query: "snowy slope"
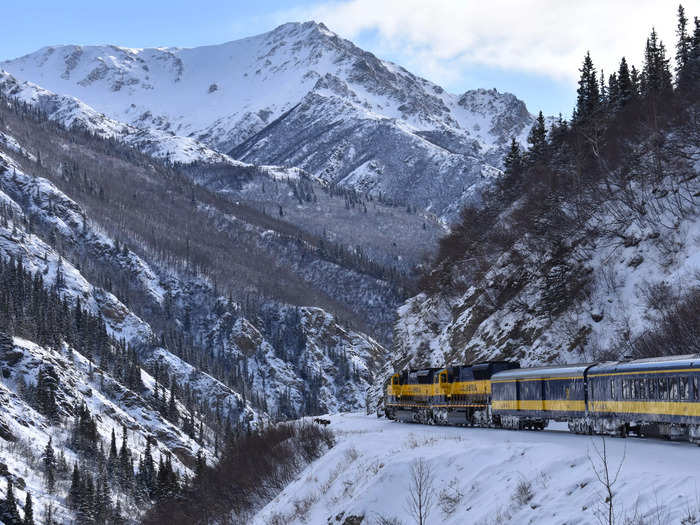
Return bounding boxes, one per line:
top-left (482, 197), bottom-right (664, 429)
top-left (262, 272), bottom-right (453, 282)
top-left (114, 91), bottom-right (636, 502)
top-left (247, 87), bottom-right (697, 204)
top-left (0, 148), bottom-right (261, 428)
top-left (0, 69), bottom-right (240, 165)
top-left (253, 413), bottom-right (700, 525)
top-left (1, 22), bottom-right (535, 218)
top-left (0, 122), bottom-right (385, 421)
top-left (0, 333), bottom-right (222, 524)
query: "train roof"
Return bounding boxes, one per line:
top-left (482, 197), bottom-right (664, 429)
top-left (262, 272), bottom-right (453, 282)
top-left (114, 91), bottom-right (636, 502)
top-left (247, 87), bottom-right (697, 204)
top-left (407, 367), bottom-right (443, 375)
top-left (492, 363), bottom-right (595, 381)
top-left (590, 355), bottom-right (700, 374)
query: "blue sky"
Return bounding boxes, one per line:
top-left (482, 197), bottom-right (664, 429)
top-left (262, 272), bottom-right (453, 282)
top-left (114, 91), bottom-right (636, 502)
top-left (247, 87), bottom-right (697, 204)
top-left (2, 0), bottom-right (684, 117)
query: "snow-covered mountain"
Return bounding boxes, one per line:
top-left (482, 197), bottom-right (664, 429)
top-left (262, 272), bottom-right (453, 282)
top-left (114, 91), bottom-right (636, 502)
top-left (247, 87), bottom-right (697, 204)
top-left (2, 21), bottom-right (534, 218)
top-left (0, 111), bottom-right (386, 422)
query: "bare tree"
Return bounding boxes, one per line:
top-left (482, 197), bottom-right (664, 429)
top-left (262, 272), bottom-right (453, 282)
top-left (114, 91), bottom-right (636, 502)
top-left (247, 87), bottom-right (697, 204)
top-left (589, 436), bottom-right (626, 525)
top-left (406, 458), bottom-right (435, 525)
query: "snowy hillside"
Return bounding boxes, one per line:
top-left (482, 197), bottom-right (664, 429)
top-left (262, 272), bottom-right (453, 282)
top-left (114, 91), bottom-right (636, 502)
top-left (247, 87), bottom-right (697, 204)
top-left (1, 22), bottom-right (535, 218)
top-left (386, 55), bottom-right (700, 380)
top-left (0, 69), bottom-right (242, 166)
top-left (253, 413), bottom-right (700, 525)
top-left (0, 336), bottom-right (214, 524)
top-left (0, 116), bottom-right (385, 423)
top-left (0, 147), bottom-right (259, 427)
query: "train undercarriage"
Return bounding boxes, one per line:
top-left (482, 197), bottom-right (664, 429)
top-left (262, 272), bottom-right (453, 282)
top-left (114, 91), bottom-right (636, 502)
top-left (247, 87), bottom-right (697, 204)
top-left (385, 405), bottom-right (700, 444)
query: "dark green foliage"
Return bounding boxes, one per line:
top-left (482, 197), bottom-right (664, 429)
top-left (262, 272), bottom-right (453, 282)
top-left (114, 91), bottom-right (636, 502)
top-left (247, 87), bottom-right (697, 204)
top-left (0, 254), bottom-right (113, 368)
top-left (526, 111), bottom-right (548, 163)
top-left (136, 437), bottom-right (157, 501)
top-left (36, 366), bottom-right (60, 422)
top-left (503, 136), bottom-right (522, 181)
top-left (616, 57), bottom-right (635, 107)
top-left (69, 463), bottom-right (82, 510)
top-left (22, 493), bottom-right (33, 525)
top-left (43, 437), bottom-right (56, 493)
top-left (641, 28), bottom-right (673, 98)
top-left (574, 51), bottom-right (600, 123)
top-left (70, 404), bottom-right (99, 456)
top-left (0, 478), bottom-right (22, 525)
top-left (118, 425), bottom-right (134, 490)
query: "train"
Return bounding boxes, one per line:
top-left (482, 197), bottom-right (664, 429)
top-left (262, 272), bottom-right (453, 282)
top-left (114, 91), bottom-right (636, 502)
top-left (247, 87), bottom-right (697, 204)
top-left (383, 355), bottom-right (700, 444)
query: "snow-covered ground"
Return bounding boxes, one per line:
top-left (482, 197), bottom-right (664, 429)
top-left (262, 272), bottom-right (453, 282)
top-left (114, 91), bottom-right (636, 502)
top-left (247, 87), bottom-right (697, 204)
top-left (254, 413), bottom-right (700, 525)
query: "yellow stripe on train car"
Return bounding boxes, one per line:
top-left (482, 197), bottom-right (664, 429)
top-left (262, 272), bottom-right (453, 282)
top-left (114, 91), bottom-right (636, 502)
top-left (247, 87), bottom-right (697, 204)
top-left (492, 400), bottom-right (585, 412)
top-left (449, 380), bottom-right (491, 395)
top-left (590, 400), bottom-right (700, 417)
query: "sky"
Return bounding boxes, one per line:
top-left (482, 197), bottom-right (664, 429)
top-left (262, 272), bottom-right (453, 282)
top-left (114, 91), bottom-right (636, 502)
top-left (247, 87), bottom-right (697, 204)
top-left (2, 0), bottom-right (693, 116)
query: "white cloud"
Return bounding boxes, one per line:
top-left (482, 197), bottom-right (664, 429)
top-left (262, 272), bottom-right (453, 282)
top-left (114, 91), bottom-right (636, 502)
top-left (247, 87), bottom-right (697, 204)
top-left (275, 0), bottom-right (685, 85)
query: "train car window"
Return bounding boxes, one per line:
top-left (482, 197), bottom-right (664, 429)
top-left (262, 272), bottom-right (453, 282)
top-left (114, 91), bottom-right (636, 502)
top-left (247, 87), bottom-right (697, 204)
top-left (631, 378), bottom-right (637, 399)
top-left (671, 377), bottom-right (680, 401)
top-left (680, 377), bottom-right (689, 400)
top-left (610, 378), bottom-right (615, 399)
top-left (648, 378), bottom-right (656, 399)
top-left (659, 378), bottom-right (668, 400)
top-left (623, 378), bottom-right (629, 399)
top-left (638, 378), bottom-right (646, 399)
top-left (694, 376), bottom-right (699, 400)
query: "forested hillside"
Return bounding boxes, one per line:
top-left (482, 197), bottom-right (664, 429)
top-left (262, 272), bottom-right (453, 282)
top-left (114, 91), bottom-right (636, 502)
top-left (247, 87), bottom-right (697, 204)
top-left (0, 83), bottom-right (388, 522)
top-left (390, 6), bottom-right (699, 378)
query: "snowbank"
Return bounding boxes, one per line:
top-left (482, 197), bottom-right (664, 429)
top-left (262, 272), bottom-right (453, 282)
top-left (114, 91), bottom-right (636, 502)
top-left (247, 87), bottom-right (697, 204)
top-left (253, 413), bottom-right (700, 524)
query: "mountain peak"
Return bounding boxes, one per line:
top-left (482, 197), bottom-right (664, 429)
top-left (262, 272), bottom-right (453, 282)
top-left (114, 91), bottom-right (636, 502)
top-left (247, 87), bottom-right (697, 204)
top-left (1, 22), bottom-right (534, 218)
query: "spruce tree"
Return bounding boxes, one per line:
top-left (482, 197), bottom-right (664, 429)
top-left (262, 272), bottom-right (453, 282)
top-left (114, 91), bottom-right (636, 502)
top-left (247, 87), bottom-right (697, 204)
top-left (69, 463), bottom-right (82, 510)
top-left (118, 425), bottom-right (133, 488)
top-left (0, 478), bottom-right (21, 525)
top-left (683, 16), bottom-right (700, 90)
top-left (107, 428), bottom-right (118, 476)
top-left (642, 28), bottom-right (673, 97)
top-left (36, 366), bottom-right (59, 422)
top-left (22, 493), bottom-right (33, 525)
top-left (574, 52), bottom-right (600, 122)
top-left (503, 138), bottom-right (523, 178)
top-left (527, 111), bottom-right (548, 163)
top-left (607, 72), bottom-right (619, 109)
top-left (675, 4), bottom-right (692, 87)
top-left (617, 57), bottom-right (634, 106)
top-left (42, 437), bottom-right (56, 493)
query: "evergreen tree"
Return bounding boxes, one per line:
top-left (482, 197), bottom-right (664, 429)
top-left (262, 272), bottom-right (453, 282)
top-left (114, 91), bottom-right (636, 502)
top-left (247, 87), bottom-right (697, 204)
top-left (42, 437), bottom-right (56, 493)
top-left (118, 425), bottom-right (133, 488)
top-left (682, 16), bottom-right (700, 90)
top-left (22, 493), bottom-right (33, 525)
top-left (675, 4), bottom-right (692, 87)
top-left (138, 437), bottom-right (156, 499)
top-left (526, 111), bottom-right (548, 163)
top-left (574, 52), bottom-right (600, 122)
top-left (503, 138), bottom-right (523, 178)
top-left (617, 57), bottom-right (634, 106)
top-left (642, 28), bottom-right (673, 97)
top-left (107, 428), bottom-right (119, 476)
top-left (607, 72), bottom-right (619, 109)
top-left (77, 474), bottom-right (95, 525)
top-left (44, 504), bottom-right (54, 525)
top-left (69, 463), bottom-right (82, 510)
top-left (0, 478), bottom-right (22, 525)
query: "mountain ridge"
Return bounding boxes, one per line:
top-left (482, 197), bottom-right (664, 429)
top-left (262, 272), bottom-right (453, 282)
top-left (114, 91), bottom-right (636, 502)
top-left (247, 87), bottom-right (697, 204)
top-left (2, 21), bottom-right (535, 218)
